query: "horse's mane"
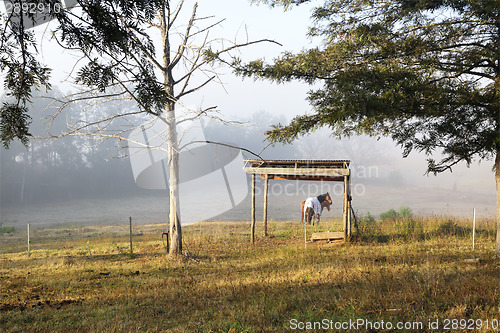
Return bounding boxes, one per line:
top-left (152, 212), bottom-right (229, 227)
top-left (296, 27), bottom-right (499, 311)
top-left (316, 192), bottom-right (329, 202)
top-left (316, 193), bottom-right (326, 202)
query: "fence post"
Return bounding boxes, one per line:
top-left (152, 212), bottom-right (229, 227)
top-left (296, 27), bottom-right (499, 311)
top-left (129, 217), bottom-right (133, 255)
top-left (27, 224), bottom-right (30, 257)
top-left (251, 174), bottom-right (256, 244)
top-left (472, 208), bottom-right (476, 251)
top-left (304, 217), bottom-right (307, 250)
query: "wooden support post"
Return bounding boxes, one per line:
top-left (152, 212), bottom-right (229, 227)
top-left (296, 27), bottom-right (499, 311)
top-left (343, 176), bottom-right (348, 240)
top-left (346, 174), bottom-right (352, 241)
top-left (251, 173), bottom-right (256, 244)
top-left (263, 174), bottom-right (269, 237)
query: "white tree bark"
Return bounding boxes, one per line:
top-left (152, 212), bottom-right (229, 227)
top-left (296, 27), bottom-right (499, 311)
top-left (160, 3), bottom-right (188, 255)
top-left (166, 107), bottom-right (182, 254)
top-left (495, 72), bottom-right (500, 258)
top-left (496, 132), bottom-right (500, 258)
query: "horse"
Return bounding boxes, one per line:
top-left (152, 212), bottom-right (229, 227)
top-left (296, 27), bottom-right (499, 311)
top-left (301, 192), bottom-right (332, 225)
top-left (308, 200), bottom-right (331, 225)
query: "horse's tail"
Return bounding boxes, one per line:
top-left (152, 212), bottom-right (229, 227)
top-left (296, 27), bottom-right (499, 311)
top-left (300, 201), bottom-right (305, 222)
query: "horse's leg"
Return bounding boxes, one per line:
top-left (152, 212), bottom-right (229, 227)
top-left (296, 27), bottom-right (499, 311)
top-left (301, 201), bottom-right (305, 223)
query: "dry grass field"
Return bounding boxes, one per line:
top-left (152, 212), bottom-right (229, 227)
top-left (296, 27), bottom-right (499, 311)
top-left (0, 217), bottom-right (499, 332)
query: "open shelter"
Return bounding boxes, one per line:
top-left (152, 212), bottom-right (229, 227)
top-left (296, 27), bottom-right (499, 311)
top-left (243, 159), bottom-right (353, 244)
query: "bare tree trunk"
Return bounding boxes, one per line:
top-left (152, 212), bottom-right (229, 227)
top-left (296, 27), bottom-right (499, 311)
top-left (161, 3), bottom-right (182, 255)
top-left (496, 95), bottom-right (500, 257)
top-left (495, 60), bottom-right (500, 258)
top-left (496, 150), bottom-right (500, 258)
top-left (166, 105), bottom-right (182, 255)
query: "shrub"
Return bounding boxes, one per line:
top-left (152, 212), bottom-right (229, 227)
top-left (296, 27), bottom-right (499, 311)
top-left (436, 220), bottom-right (470, 237)
top-left (380, 208), bottom-right (398, 221)
top-left (380, 206), bottom-right (413, 221)
top-left (398, 206), bottom-right (413, 220)
top-left (356, 211), bottom-right (385, 242)
top-left (0, 222), bottom-right (15, 234)
top-left (379, 206), bottom-right (421, 239)
top-left (364, 212), bottom-right (375, 224)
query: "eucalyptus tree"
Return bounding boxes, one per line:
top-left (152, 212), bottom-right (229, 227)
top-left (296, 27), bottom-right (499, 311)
top-left (0, 0), bottom-right (272, 255)
top-left (224, 0), bottom-right (500, 256)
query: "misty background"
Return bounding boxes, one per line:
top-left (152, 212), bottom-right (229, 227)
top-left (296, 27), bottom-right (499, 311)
top-left (0, 0), bottom-right (496, 228)
top-left (0, 87), bottom-right (495, 228)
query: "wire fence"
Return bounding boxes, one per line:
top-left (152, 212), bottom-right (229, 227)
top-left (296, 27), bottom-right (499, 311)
top-left (0, 207), bottom-right (496, 259)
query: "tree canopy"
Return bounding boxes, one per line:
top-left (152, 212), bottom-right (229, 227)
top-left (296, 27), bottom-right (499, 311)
top-left (234, 0), bottom-right (500, 256)
top-left (0, 0), bottom-right (169, 148)
top-left (238, 0), bottom-right (499, 174)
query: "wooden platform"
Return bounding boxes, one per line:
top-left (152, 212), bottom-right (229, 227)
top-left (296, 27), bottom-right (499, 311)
top-left (310, 232), bottom-right (344, 242)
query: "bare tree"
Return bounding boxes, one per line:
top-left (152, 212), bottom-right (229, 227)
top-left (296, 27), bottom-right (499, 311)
top-left (1, 0), bottom-right (277, 255)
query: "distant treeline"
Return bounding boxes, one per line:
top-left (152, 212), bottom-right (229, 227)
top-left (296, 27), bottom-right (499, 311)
top-left (1, 90), bottom-right (390, 205)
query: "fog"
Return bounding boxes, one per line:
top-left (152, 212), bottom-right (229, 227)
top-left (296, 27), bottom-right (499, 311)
top-left (0, 90), bottom-right (495, 228)
top-left (0, 0), bottom-right (495, 230)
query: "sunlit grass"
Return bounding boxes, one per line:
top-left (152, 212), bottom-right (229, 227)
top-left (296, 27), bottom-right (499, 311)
top-left (0, 217), bottom-right (498, 332)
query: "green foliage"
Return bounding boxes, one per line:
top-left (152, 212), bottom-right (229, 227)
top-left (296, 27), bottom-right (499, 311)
top-left (380, 206), bottom-right (413, 221)
top-left (436, 220), bottom-right (471, 238)
top-left (0, 23), bottom-right (51, 148)
top-left (1, 0), bottom-right (270, 149)
top-left (395, 217), bottom-right (423, 239)
top-left (251, 0), bottom-right (309, 8)
top-left (237, 0), bottom-right (500, 174)
top-left (364, 211), bottom-right (375, 224)
top-left (378, 206), bottom-right (420, 239)
top-left (0, 104), bottom-right (32, 149)
top-left (398, 206), bottom-right (413, 220)
top-left (0, 0), bottom-right (167, 148)
top-left (380, 208), bottom-right (398, 221)
top-left (357, 211), bottom-right (384, 241)
top-left (0, 222), bottom-right (15, 234)
top-left (75, 59), bottom-right (116, 93)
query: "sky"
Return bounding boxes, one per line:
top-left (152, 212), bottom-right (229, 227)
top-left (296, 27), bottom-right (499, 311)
top-left (0, 0), bottom-right (496, 224)
top-left (25, 0), bottom-right (318, 120)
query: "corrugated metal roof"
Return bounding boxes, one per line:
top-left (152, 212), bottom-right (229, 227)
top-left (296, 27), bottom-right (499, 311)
top-left (244, 159), bottom-right (350, 168)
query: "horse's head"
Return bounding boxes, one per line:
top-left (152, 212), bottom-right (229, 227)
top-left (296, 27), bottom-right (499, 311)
top-left (322, 200), bottom-right (331, 211)
top-left (325, 192), bottom-right (332, 204)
